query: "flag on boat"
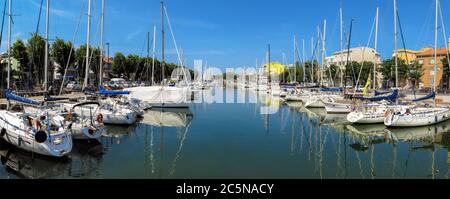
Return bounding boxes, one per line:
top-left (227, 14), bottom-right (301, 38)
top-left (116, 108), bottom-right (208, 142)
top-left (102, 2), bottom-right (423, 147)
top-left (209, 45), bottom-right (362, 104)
top-left (363, 74), bottom-right (372, 96)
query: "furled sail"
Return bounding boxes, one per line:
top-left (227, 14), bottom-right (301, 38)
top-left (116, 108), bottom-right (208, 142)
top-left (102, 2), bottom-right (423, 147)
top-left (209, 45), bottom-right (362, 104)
top-left (5, 90), bottom-right (41, 106)
top-left (412, 91), bottom-right (435, 102)
top-left (98, 86), bottom-right (131, 96)
top-left (320, 87), bottom-right (343, 92)
top-left (353, 89), bottom-right (399, 102)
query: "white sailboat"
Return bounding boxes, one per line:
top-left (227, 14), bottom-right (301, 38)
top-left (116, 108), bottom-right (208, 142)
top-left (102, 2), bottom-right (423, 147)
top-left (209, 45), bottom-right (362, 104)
top-left (347, 6), bottom-right (400, 124)
top-left (127, 1), bottom-right (189, 108)
top-left (0, 0), bottom-right (72, 157)
top-left (385, 0), bottom-right (450, 127)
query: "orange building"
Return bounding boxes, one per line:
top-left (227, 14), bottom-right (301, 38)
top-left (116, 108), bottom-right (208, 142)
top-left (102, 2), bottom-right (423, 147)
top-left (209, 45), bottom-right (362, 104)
top-left (416, 48), bottom-right (448, 89)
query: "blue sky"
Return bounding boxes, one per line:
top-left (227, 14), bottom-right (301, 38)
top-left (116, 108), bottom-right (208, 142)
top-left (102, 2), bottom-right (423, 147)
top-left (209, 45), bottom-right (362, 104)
top-left (1, 0), bottom-right (449, 69)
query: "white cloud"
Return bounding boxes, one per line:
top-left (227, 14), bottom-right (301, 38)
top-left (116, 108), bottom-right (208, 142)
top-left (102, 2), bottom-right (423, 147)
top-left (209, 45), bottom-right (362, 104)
top-left (30, 0), bottom-right (76, 21)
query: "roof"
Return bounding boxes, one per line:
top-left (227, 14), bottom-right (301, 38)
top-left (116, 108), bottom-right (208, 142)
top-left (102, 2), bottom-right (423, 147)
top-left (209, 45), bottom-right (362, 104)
top-left (417, 48), bottom-right (448, 57)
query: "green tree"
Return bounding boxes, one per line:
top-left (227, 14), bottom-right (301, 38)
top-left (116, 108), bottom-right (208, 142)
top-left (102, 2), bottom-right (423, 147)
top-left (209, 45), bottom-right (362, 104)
top-left (27, 33), bottom-right (46, 86)
top-left (12, 39), bottom-right (29, 87)
top-left (75, 45), bottom-right (87, 82)
top-left (51, 38), bottom-right (74, 74)
top-left (408, 61), bottom-right (424, 89)
top-left (112, 52), bottom-right (126, 77)
top-left (380, 58), bottom-right (408, 88)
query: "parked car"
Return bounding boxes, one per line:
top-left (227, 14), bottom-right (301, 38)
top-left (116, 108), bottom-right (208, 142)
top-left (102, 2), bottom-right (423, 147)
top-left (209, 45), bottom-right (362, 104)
top-left (67, 81), bottom-right (82, 91)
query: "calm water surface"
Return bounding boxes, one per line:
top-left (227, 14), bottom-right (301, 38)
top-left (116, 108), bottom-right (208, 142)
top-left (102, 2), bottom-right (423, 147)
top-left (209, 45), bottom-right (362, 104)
top-left (1, 89), bottom-right (450, 179)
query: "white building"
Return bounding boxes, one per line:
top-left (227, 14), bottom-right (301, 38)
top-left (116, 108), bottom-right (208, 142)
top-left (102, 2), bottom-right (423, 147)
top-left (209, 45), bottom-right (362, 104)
top-left (325, 47), bottom-right (381, 66)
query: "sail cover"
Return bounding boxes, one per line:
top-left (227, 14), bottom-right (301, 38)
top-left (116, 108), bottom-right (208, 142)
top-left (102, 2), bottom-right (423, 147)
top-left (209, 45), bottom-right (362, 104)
top-left (374, 90), bottom-right (391, 96)
top-left (44, 92), bottom-right (69, 102)
top-left (98, 86), bottom-right (131, 96)
top-left (412, 91), bottom-right (435, 102)
top-left (353, 89), bottom-right (399, 102)
top-left (5, 90), bottom-right (41, 106)
top-left (320, 87), bottom-right (343, 92)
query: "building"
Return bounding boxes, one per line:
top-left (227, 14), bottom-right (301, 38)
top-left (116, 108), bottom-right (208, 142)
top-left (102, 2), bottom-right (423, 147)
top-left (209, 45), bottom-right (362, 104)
top-left (416, 48), bottom-right (448, 89)
top-left (395, 49), bottom-right (420, 64)
top-left (325, 47), bottom-right (382, 66)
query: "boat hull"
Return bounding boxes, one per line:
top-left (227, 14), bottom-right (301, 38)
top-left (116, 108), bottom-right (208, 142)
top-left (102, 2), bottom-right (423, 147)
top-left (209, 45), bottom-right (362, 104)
top-left (0, 111), bottom-right (72, 157)
top-left (384, 107), bottom-right (450, 127)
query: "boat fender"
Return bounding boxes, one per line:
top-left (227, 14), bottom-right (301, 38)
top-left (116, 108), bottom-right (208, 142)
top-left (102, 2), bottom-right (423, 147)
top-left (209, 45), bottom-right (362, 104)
top-left (1, 128), bottom-right (6, 137)
top-left (35, 131), bottom-right (48, 143)
top-left (97, 114), bottom-right (104, 123)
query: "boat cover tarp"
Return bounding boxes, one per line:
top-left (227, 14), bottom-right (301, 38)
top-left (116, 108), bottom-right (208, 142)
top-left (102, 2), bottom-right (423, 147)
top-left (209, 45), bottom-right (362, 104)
top-left (412, 91), bottom-right (435, 102)
top-left (374, 90), bottom-right (391, 96)
top-left (353, 89), bottom-right (398, 102)
top-left (320, 87), bottom-right (343, 92)
top-left (98, 86), bottom-right (130, 96)
top-left (44, 92), bottom-right (69, 102)
top-left (5, 90), bottom-right (41, 106)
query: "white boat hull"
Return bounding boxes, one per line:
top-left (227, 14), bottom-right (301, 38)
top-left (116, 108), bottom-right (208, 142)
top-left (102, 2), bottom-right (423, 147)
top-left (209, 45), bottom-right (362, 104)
top-left (324, 102), bottom-right (352, 114)
top-left (0, 111), bottom-right (72, 157)
top-left (385, 107), bottom-right (450, 127)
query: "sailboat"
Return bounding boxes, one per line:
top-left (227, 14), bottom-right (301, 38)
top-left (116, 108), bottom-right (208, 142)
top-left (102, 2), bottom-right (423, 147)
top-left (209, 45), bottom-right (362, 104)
top-left (0, 0), bottom-right (73, 157)
top-left (126, 1), bottom-right (189, 108)
top-left (385, 0), bottom-right (450, 127)
top-left (347, 4), bottom-right (401, 124)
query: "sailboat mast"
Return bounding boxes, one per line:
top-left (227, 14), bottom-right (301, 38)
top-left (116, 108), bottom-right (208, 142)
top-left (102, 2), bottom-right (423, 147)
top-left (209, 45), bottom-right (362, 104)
top-left (340, 3), bottom-right (344, 88)
top-left (84, 0), bottom-right (91, 90)
top-left (147, 31), bottom-right (150, 82)
top-left (44, 0), bottom-right (49, 92)
top-left (152, 25), bottom-right (156, 85)
top-left (99, 0), bottom-right (105, 86)
top-left (322, 19), bottom-right (327, 87)
top-left (294, 34), bottom-right (297, 83)
top-left (161, 1), bottom-right (165, 84)
top-left (6, 0), bottom-right (11, 91)
top-left (268, 44), bottom-right (271, 84)
top-left (302, 39), bottom-right (306, 84)
top-left (374, 6), bottom-right (379, 91)
top-left (317, 25), bottom-right (321, 86)
top-left (434, 0), bottom-right (438, 105)
top-left (394, 0), bottom-right (398, 90)
top-left (311, 37), bottom-right (314, 84)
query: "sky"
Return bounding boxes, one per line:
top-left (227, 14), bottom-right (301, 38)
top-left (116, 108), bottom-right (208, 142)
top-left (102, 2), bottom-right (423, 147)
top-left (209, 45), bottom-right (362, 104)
top-left (1, 0), bottom-right (449, 70)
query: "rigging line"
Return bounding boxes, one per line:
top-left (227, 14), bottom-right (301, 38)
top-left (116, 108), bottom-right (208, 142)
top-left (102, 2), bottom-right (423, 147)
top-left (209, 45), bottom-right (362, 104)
top-left (0, 0), bottom-right (6, 48)
top-left (354, 12), bottom-right (377, 96)
top-left (164, 6), bottom-right (187, 82)
top-left (415, 1), bottom-right (434, 50)
top-left (438, 0), bottom-right (450, 82)
top-left (59, 0), bottom-right (86, 95)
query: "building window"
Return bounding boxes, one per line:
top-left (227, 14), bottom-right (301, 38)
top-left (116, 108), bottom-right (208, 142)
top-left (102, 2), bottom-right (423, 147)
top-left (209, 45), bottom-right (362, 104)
top-left (418, 59), bottom-right (424, 64)
top-left (430, 59), bottom-right (436, 64)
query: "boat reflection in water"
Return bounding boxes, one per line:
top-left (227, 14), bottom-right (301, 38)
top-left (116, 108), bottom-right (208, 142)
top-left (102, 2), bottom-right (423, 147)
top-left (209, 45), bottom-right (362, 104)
top-left (139, 108), bottom-right (194, 178)
top-left (0, 139), bottom-right (104, 179)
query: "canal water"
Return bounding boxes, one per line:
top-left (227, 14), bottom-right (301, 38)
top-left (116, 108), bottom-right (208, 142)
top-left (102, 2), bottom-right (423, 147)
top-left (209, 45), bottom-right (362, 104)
top-left (1, 88), bottom-right (450, 179)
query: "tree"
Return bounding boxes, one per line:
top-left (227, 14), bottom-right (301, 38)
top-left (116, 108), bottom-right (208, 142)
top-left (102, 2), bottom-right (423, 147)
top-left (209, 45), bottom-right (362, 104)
top-left (27, 33), bottom-right (46, 86)
top-left (51, 38), bottom-right (74, 74)
top-left (380, 58), bottom-right (408, 88)
top-left (112, 52), bottom-right (126, 77)
top-left (408, 61), bottom-right (424, 89)
top-left (124, 54), bottom-right (140, 80)
top-left (75, 45), bottom-right (87, 82)
top-left (12, 39), bottom-right (29, 87)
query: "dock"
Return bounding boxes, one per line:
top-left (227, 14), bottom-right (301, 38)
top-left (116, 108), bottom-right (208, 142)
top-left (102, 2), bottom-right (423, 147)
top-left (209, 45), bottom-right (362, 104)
top-left (0, 92), bottom-right (86, 109)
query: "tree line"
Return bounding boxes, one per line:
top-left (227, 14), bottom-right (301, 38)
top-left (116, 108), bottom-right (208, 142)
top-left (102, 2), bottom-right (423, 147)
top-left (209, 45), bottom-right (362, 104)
top-left (0, 33), bottom-right (181, 92)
